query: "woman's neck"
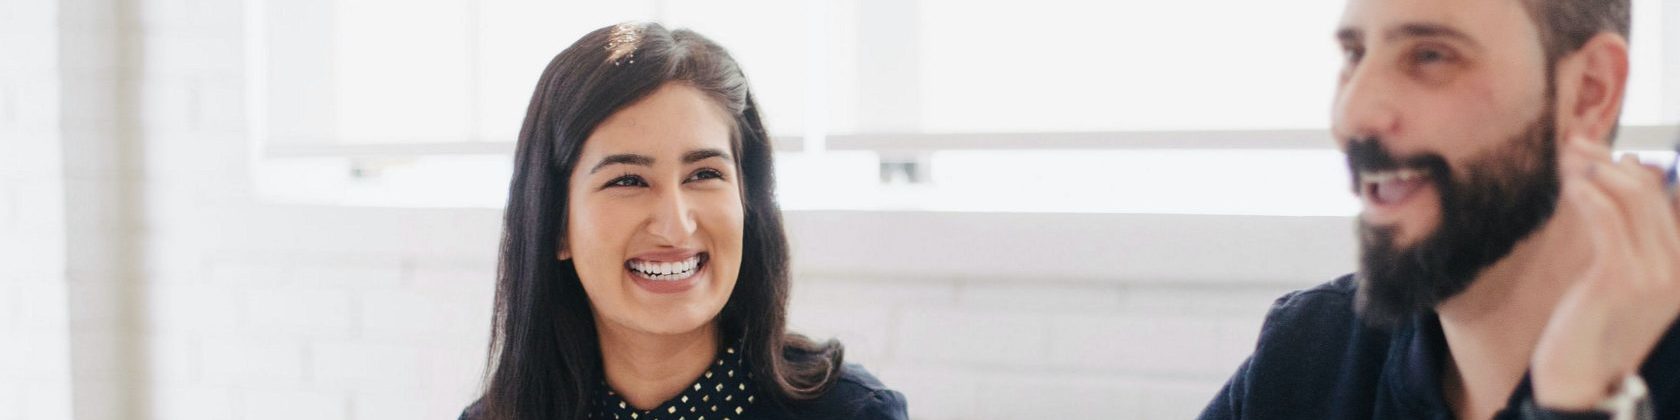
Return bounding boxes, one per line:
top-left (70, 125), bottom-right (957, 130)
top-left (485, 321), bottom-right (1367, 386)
top-left (596, 320), bottom-right (721, 411)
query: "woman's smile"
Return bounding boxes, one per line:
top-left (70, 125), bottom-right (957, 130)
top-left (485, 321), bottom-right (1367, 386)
top-left (624, 251), bottom-right (710, 294)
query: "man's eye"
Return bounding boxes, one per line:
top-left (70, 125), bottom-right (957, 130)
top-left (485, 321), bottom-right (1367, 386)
top-left (1412, 46), bottom-right (1451, 64)
top-left (1343, 46), bottom-right (1365, 64)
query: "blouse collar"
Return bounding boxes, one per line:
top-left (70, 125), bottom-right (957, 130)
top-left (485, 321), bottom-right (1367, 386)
top-left (592, 345), bottom-right (758, 420)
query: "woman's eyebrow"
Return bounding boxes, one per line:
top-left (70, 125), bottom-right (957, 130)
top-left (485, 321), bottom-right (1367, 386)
top-left (588, 153), bottom-right (654, 174)
top-left (683, 148), bottom-right (733, 164)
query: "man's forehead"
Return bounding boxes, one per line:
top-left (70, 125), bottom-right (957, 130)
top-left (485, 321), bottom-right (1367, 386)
top-left (1338, 0), bottom-right (1535, 43)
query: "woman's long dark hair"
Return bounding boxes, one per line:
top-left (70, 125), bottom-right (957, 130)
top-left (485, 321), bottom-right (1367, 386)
top-left (476, 22), bottom-right (843, 419)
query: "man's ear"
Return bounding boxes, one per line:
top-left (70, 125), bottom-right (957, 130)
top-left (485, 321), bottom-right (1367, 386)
top-left (1554, 32), bottom-right (1630, 147)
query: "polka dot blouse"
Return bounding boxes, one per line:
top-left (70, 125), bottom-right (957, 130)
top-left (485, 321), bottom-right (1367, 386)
top-left (591, 346), bottom-right (756, 420)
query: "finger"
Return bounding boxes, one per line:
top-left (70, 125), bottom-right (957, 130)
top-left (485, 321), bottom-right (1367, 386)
top-left (1561, 137), bottom-right (1613, 178)
top-left (1592, 158), bottom-right (1678, 286)
top-left (1617, 153), bottom-right (1668, 184)
top-left (1566, 169), bottom-right (1635, 268)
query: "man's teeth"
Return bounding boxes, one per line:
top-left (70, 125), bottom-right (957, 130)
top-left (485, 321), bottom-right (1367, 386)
top-left (628, 256), bottom-right (701, 280)
top-left (1360, 168), bottom-right (1428, 184)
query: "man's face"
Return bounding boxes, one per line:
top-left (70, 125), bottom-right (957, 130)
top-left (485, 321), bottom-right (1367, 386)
top-left (1332, 0), bottom-right (1563, 326)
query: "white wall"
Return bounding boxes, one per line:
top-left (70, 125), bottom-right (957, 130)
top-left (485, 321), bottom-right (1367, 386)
top-left (0, 0), bottom-right (75, 418)
top-left (7, 0), bottom-right (1367, 419)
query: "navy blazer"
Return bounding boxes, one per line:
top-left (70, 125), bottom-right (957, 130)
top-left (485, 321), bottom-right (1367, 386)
top-left (1200, 274), bottom-right (1680, 420)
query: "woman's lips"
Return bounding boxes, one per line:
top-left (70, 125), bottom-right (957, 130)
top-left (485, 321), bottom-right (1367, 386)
top-left (624, 252), bottom-right (709, 294)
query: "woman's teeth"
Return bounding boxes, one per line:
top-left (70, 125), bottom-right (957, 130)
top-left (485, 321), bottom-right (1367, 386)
top-left (627, 255), bottom-right (703, 281)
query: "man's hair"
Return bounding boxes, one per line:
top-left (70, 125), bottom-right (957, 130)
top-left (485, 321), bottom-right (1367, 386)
top-left (1521, 0), bottom-right (1631, 64)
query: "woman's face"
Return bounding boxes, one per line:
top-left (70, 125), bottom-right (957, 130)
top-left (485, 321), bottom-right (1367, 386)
top-left (564, 82), bottom-right (745, 336)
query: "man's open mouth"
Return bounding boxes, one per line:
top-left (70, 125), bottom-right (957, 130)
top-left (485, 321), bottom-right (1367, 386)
top-left (1359, 167), bottom-right (1433, 206)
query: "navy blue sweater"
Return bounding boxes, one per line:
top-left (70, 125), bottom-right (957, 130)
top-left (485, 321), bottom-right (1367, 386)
top-left (1201, 274), bottom-right (1680, 420)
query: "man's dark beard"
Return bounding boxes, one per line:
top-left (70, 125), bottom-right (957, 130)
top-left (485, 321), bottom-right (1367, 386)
top-left (1349, 110), bottom-right (1562, 328)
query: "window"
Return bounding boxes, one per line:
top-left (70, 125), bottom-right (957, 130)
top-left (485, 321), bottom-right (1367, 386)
top-left (249, 0), bottom-right (1679, 214)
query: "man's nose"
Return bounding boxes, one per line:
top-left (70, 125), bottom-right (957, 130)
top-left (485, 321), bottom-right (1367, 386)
top-left (1332, 63), bottom-right (1403, 143)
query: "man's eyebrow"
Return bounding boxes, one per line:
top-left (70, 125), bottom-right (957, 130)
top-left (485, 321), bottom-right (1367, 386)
top-left (1336, 23), bottom-right (1483, 50)
top-left (588, 153), bottom-right (654, 174)
top-left (1336, 27), bottom-right (1362, 44)
top-left (1390, 22), bottom-right (1480, 48)
top-left (683, 148), bottom-right (732, 164)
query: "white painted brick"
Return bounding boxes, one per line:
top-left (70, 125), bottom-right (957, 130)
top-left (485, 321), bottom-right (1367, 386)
top-left (407, 261), bottom-right (496, 293)
top-left (144, 335), bottom-right (201, 386)
top-left (67, 378), bottom-right (130, 420)
top-left (972, 374), bottom-right (1141, 419)
top-left (1218, 317), bottom-right (1266, 367)
top-left (359, 288), bottom-right (489, 340)
top-left (207, 259), bottom-right (294, 287)
top-left (2, 77), bottom-right (63, 129)
top-left (14, 279), bottom-right (70, 331)
top-left (1116, 286), bottom-right (1295, 317)
top-left (896, 308), bottom-right (1052, 367)
top-left (57, 0), bottom-right (119, 32)
top-left (137, 77), bottom-right (201, 131)
top-left (201, 338), bottom-right (303, 385)
top-left (54, 26), bottom-right (121, 74)
top-left (423, 343), bottom-right (490, 406)
top-left (149, 386), bottom-right (236, 420)
top-left (138, 237), bottom-right (209, 284)
top-left (419, 380), bottom-right (486, 420)
top-left (65, 278), bottom-right (130, 331)
top-left (0, 381), bottom-right (19, 420)
top-left (59, 178), bottom-right (126, 237)
top-left (353, 392), bottom-right (431, 420)
top-left (785, 299), bottom-right (895, 365)
top-left (240, 389), bottom-right (348, 420)
top-left (1048, 314), bottom-right (1236, 378)
top-left (7, 179), bottom-right (67, 245)
top-left (0, 183), bottom-right (15, 237)
top-left (1138, 380), bottom-right (1227, 419)
top-left (292, 262), bottom-right (404, 290)
top-left (243, 288), bottom-right (353, 338)
top-left (872, 365), bottom-right (978, 420)
top-left (309, 341), bottom-right (424, 392)
top-left (67, 331), bottom-right (134, 380)
top-left (0, 331), bottom-right (71, 377)
top-left (136, 0), bottom-right (244, 34)
top-left (55, 75), bottom-right (122, 129)
top-left (145, 283), bottom-right (243, 334)
top-left (0, 281), bottom-right (14, 328)
top-left (141, 133), bottom-right (250, 184)
top-left (957, 282), bottom-right (1124, 312)
top-left (196, 78), bottom-right (246, 132)
top-left (141, 34), bottom-right (242, 78)
top-left (20, 377), bottom-right (73, 420)
top-left (789, 277), bottom-right (958, 308)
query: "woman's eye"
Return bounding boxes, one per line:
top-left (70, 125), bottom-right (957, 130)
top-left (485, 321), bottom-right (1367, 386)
top-left (605, 175), bottom-right (647, 188)
top-left (686, 168), bottom-right (725, 183)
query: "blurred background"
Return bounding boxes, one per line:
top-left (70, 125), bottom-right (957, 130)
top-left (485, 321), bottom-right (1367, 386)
top-left (0, 0), bottom-right (1676, 419)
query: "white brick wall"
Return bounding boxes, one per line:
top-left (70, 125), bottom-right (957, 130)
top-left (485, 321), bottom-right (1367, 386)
top-left (6, 1), bottom-right (1365, 419)
top-left (0, 0), bottom-right (76, 418)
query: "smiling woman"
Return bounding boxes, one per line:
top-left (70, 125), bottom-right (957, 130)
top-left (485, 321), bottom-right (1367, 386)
top-left (460, 22), bottom-right (907, 420)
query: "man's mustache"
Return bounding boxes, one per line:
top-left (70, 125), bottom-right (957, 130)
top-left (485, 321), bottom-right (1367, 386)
top-left (1344, 138), bottom-right (1452, 192)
